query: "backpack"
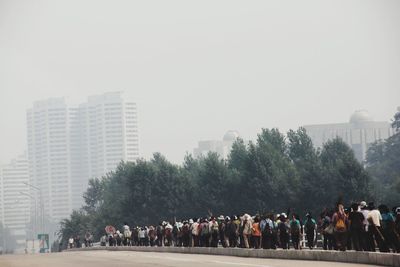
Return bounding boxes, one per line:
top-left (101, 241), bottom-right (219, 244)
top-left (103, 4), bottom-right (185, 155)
top-left (290, 220), bottom-right (300, 235)
top-left (263, 221), bottom-right (272, 236)
top-left (335, 216), bottom-right (346, 231)
top-left (305, 219), bottom-right (315, 232)
top-left (279, 222), bottom-right (288, 235)
top-left (156, 226), bottom-right (163, 236)
top-left (182, 224), bottom-right (189, 234)
top-left (201, 223), bottom-right (210, 236)
top-left (211, 222), bottom-right (219, 234)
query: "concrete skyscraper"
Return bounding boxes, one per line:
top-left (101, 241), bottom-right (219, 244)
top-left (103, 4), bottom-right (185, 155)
top-left (26, 92), bottom-right (139, 225)
top-left (0, 153), bottom-right (30, 252)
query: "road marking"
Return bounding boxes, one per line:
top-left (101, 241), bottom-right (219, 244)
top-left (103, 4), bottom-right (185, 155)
top-left (212, 260), bottom-right (273, 267)
top-left (138, 253), bottom-right (273, 267)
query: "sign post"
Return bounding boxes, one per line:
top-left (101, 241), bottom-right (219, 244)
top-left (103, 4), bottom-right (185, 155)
top-left (37, 234), bottom-right (49, 253)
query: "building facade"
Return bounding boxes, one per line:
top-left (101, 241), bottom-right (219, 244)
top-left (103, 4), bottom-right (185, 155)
top-left (303, 110), bottom-right (394, 162)
top-left (26, 92), bottom-right (139, 225)
top-left (193, 130), bottom-right (240, 159)
top-left (0, 153), bottom-right (30, 252)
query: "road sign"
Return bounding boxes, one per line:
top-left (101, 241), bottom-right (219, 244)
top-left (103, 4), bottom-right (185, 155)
top-left (105, 225), bottom-right (116, 234)
top-left (37, 234), bottom-right (49, 253)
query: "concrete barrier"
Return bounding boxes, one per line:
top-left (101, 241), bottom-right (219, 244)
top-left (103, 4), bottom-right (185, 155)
top-left (68, 246), bottom-right (400, 267)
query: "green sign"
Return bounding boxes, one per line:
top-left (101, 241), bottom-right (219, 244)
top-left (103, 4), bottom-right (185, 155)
top-left (38, 234), bottom-right (49, 253)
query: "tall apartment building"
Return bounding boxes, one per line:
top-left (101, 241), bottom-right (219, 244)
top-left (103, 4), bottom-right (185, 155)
top-left (303, 110), bottom-right (394, 162)
top-left (27, 92), bottom-right (139, 224)
top-left (27, 98), bottom-right (72, 224)
top-left (0, 153), bottom-right (30, 251)
top-left (70, 93), bottom-right (139, 210)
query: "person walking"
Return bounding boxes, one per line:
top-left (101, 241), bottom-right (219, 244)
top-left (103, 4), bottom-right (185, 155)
top-left (367, 203), bottom-right (389, 252)
top-left (379, 204), bottom-right (400, 253)
top-left (278, 213), bottom-right (289, 249)
top-left (190, 218), bottom-right (200, 247)
top-left (321, 210), bottom-right (334, 250)
top-left (304, 213), bottom-right (316, 249)
top-left (348, 203), bottom-right (364, 251)
top-left (333, 204), bottom-right (349, 251)
top-left (252, 216), bottom-right (262, 249)
top-left (210, 217), bottom-right (219, 247)
top-left (290, 214), bottom-right (301, 250)
top-left (242, 214), bottom-right (252, 248)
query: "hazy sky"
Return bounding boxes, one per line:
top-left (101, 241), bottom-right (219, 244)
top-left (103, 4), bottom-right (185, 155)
top-left (1, 0), bottom-right (399, 164)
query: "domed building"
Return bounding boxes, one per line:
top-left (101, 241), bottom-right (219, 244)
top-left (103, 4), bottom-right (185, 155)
top-left (303, 110), bottom-right (394, 162)
top-left (349, 110), bottom-right (373, 124)
top-left (223, 130), bottom-right (240, 142)
top-left (194, 130), bottom-right (241, 159)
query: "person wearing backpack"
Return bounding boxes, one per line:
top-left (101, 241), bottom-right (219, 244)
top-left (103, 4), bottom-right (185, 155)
top-left (290, 214), bottom-right (301, 250)
top-left (230, 215), bottom-right (240, 247)
top-left (348, 203), bottom-right (364, 251)
top-left (242, 214), bottom-right (252, 248)
top-left (156, 222), bottom-right (164, 247)
top-left (332, 204), bottom-right (349, 251)
top-left (304, 213), bottom-right (316, 249)
top-left (252, 216), bottom-right (262, 249)
top-left (182, 221), bottom-right (190, 247)
top-left (209, 216), bottom-right (219, 247)
top-left (190, 218), bottom-right (200, 247)
top-left (379, 204), bottom-right (399, 253)
top-left (200, 218), bottom-right (210, 247)
top-left (223, 216), bottom-right (231, 247)
top-left (278, 213), bottom-right (289, 249)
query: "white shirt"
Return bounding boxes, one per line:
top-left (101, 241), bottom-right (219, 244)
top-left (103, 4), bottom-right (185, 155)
top-left (191, 222), bottom-right (199, 235)
top-left (367, 209), bottom-right (382, 227)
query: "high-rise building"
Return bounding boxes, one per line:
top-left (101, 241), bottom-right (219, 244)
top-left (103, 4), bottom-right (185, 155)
top-left (303, 110), bottom-right (394, 162)
top-left (27, 98), bottom-right (72, 223)
top-left (26, 92), bottom-right (139, 224)
top-left (0, 153), bottom-right (30, 252)
top-left (70, 92), bottom-right (139, 210)
top-left (193, 130), bottom-right (240, 159)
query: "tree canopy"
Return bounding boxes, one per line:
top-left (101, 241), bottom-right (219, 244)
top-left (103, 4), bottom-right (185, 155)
top-left (59, 126), bottom-right (379, 246)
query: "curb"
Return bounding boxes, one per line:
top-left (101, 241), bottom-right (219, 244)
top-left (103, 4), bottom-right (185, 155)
top-left (67, 246), bottom-right (400, 266)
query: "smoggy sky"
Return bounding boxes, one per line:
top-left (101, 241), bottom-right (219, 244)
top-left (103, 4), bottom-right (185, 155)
top-left (0, 0), bottom-right (399, 164)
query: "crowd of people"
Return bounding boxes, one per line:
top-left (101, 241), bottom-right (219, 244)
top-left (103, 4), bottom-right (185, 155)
top-left (77, 201), bottom-right (400, 253)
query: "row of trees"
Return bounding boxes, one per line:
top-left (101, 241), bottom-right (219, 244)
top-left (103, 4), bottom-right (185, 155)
top-left (59, 126), bottom-right (375, 246)
top-left (366, 108), bottom-right (400, 205)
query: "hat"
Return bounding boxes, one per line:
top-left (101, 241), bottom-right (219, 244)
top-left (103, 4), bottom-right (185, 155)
top-left (189, 219), bottom-right (194, 224)
top-left (360, 201), bottom-right (367, 208)
top-left (396, 207), bottom-right (400, 214)
top-left (218, 215), bottom-right (225, 221)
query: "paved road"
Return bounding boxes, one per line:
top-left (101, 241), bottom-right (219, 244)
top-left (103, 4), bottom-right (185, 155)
top-left (0, 251), bottom-right (380, 267)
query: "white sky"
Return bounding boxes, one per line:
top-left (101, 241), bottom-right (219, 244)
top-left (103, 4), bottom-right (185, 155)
top-left (0, 0), bottom-right (399, 164)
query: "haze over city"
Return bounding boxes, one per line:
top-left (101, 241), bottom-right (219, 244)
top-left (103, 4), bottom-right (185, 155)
top-left (1, 0), bottom-right (399, 164)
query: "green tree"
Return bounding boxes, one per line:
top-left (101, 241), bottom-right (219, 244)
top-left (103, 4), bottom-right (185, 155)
top-left (58, 210), bottom-right (90, 249)
top-left (320, 138), bottom-right (371, 205)
top-left (366, 109), bottom-right (400, 203)
top-left (287, 128), bottom-right (325, 213)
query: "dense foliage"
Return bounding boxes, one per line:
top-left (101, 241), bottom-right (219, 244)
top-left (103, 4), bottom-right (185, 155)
top-left (366, 109), bottom-right (400, 205)
top-left (59, 127), bottom-right (375, 246)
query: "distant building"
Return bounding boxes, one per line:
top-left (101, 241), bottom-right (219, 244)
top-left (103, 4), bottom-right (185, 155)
top-left (194, 130), bottom-right (240, 159)
top-left (303, 110), bottom-right (394, 162)
top-left (26, 92), bottom-right (139, 225)
top-left (0, 153), bottom-right (30, 252)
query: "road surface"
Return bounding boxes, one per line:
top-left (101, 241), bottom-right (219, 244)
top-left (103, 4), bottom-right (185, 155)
top-left (0, 250), bottom-right (380, 267)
